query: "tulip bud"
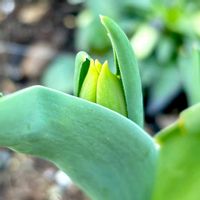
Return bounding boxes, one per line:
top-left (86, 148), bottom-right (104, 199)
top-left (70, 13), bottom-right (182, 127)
top-left (79, 59), bottom-right (127, 117)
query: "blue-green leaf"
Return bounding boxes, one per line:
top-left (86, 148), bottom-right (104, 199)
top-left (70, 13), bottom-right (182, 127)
top-left (153, 103), bottom-right (200, 200)
top-left (0, 86), bottom-right (156, 200)
top-left (42, 54), bottom-right (75, 93)
top-left (100, 16), bottom-right (144, 127)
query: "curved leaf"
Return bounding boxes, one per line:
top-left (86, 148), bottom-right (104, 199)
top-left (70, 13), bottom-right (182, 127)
top-left (74, 51), bottom-right (90, 96)
top-left (153, 103), bottom-right (200, 200)
top-left (100, 16), bottom-right (144, 127)
top-left (0, 86), bottom-right (156, 200)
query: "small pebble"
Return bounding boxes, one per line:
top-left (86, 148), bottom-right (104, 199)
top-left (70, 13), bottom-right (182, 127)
top-left (55, 170), bottom-right (72, 188)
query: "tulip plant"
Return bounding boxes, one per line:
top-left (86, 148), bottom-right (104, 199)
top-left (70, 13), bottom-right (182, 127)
top-left (0, 16), bottom-right (200, 200)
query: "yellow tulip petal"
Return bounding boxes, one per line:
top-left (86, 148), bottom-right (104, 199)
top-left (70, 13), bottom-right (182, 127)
top-left (97, 61), bottom-right (127, 116)
top-left (79, 59), bottom-right (99, 102)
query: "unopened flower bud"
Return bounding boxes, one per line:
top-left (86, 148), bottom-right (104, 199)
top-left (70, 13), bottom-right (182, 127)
top-left (79, 59), bottom-right (127, 116)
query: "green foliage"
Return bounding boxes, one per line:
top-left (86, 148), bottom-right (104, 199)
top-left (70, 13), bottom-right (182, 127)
top-left (42, 54), bottom-right (75, 93)
top-left (179, 46), bottom-right (200, 105)
top-left (0, 16), bottom-right (152, 200)
top-left (147, 64), bottom-right (181, 114)
top-left (101, 16), bottom-right (143, 126)
top-left (0, 86), bottom-right (157, 200)
top-left (75, 0), bottom-right (200, 112)
top-left (1, 15), bottom-right (200, 200)
top-left (75, 16), bottom-right (144, 127)
top-left (75, 0), bottom-right (151, 52)
top-left (153, 103), bottom-right (200, 200)
top-left (190, 48), bottom-right (200, 104)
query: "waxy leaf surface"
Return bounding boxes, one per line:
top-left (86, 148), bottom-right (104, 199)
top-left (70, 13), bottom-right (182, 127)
top-left (153, 103), bottom-right (200, 200)
top-left (101, 16), bottom-right (144, 127)
top-left (0, 86), bottom-right (156, 200)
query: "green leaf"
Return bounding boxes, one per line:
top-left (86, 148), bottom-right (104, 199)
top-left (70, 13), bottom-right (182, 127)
top-left (0, 86), bottom-right (157, 200)
top-left (147, 64), bottom-right (181, 115)
top-left (179, 45), bottom-right (200, 105)
top-left (153, 103), bottom-right (200, 200)
top-left (75, 14), bottom-right (111, 52)
top-left (41, 54), bottom-right (75, 93)
top-left (190, 46), bottom-right (200, 104)
top-left (156, 36), bottom-right (175, 64)
top-left (100, 16), bottom-right (144, 127)
top-left (74, 51), bottom-right (90, 96)
top-left (131, 24), bottom-right (160, 59)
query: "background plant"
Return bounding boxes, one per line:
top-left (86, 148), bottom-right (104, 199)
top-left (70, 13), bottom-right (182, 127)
top-left (75, 0), bottom-right (200, 116)
top-left (1, 1), bottom-right (200, 199)
top-left (0, 16), bottom-right (157, 200)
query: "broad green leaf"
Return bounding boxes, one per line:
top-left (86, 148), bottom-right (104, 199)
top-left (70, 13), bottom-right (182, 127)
top-left (153, 103), bottom-right (200, 200)
top-left (101, 16), bottom-right (144, 127)
top-left (0, 86), bottom-right (157, 200)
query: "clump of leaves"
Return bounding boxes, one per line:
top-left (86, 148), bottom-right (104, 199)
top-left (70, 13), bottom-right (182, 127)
top-left (0, 16), bottom-right (200, 200)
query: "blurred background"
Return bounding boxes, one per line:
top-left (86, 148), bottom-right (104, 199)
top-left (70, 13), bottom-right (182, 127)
top-left (0, 0), bottom-right (200, 199)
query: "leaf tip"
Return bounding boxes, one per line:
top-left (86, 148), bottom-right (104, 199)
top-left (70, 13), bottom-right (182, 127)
top-left (99, 14), bottom-right (104, 21)
top-left (99, 15), bottom-right (109, 26)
